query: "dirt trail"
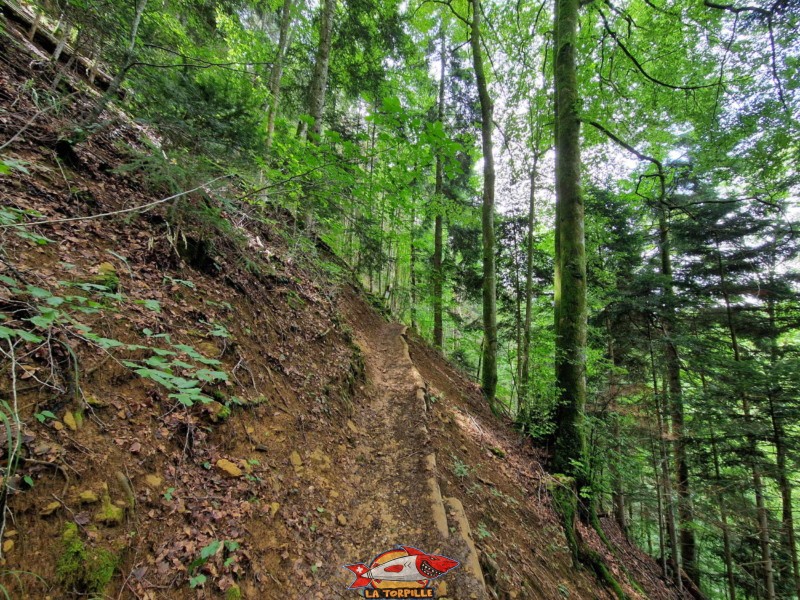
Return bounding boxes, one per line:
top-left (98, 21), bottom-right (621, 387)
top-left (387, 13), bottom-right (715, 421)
top-left (331, 290), bottom-right (486, 599)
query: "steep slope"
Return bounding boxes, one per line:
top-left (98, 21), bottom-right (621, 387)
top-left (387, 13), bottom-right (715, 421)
top-left (0, 19), bottom-right (687, 600)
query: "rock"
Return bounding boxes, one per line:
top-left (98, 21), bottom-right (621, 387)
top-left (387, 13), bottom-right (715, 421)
top-left (337, 514), bottom-right (347, 526)
top-left (53, 421), bottom-right (64, 431)
top-left (78, 490), bottom-right (99, 504)
top-left (63, 412), bottom-right (78, 431)
top-left (2, 539), bottom-right (14, 553)
top-left (216, 459), bottom-right (242, 478)
top-left (144, 474), bottom-right (163, 489)
top-left (270, 502), bottom-right (280, 517)
top-left (95, 484), bottom-right (124, 526)
top-left (40, 501), bottom-right (62, 516)
top-left (290, 451), bottom-right (303, 468)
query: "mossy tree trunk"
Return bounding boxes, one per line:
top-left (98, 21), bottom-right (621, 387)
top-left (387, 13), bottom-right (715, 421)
top-left (552, 0), bottom-right (586, 483)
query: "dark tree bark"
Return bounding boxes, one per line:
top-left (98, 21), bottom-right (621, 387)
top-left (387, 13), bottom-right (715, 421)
top-left (469, 0), bottom-right (498, 407)
top-left (433, 23), bottom-right (446, 349)
top-left (520, 158), bottom-right (538, 405)
top-left (657, 207), bottom-right (697, 585)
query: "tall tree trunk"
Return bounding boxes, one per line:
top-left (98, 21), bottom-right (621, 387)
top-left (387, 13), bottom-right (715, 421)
top-left (711, 424), bottom-right (737, 600)
top-left (299, 0), bottom-right (335, 140)
top-left (552, 0), bottom-right (586, 480)
top-left (715, 238), bottom-right (775, 600)
top-left (657, 206), bottom-right (697, 584)
top-left (265, 0), bottom-right (295, 149)
top-left (520, 158), bottom-right (538, 405)
top-left (469, 0), bottom-right (498, 407)
top-left (649, 325), bottom-right (682, 590)
top-left (433, 23), bottom-right (446, 349)
top-left (607, 316), bottom-right (627, 536)
top-left (766, 295), bottom-right (800, 598)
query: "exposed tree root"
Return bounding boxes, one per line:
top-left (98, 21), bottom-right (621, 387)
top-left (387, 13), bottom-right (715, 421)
top-left (551, 476), bottom-right (629, 600)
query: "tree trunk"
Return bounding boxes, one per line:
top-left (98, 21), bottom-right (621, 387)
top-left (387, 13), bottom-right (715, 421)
top-left (300, 0), bottom-right (335, 141)
top-left (520, 159), bottom-right (538, 405)
top-left (552, 0), bottom-right (586, 480)
top-left (711, 423), bottom-right (737, 600)
top-left (265, 0), bottom-right (295, 149)
top-left (766, 296), bottom-right (800, 598)
top-left (433, 23), bottom-right (446, 349)
top-left (715, 239), bottom-right (775, 600)
top-left (469, 0), bottom-right (498, 407)
top-left (657, 206), bottom-right (697, 585)
top-left (649, 325), bottom-right (682, 590)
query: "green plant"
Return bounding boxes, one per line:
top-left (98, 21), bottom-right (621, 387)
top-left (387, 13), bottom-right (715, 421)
top-left (476, 522), bottom-right (491, 540)
top-left (452, 456), bottom-right (471, 479)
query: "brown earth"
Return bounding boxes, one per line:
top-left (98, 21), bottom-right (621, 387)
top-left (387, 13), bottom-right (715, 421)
top-left (0, 12), bottom-right (690, 600)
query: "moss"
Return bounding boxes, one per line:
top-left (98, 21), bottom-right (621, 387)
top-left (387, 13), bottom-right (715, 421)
top-left (57, 523), bottom-right (118, 595)
top-left (225, 584), bottom-right (243, 599)
top-left (95, 484), bottom-right (125, 526)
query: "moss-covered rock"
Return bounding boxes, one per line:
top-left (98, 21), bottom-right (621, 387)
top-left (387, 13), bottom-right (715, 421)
top-left (56, 522), bottom-right (118, 595)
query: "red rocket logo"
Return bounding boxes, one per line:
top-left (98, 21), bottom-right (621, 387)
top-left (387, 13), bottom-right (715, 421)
top-left (344, 545), bottom-right (459, 595)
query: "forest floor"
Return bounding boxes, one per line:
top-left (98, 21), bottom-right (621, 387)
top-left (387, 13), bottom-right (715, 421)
top-left (0, 14), bottom-right (692, 600)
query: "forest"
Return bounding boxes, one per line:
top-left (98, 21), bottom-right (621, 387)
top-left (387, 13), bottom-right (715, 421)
top-left (0, 0), bottom-right (798, 598)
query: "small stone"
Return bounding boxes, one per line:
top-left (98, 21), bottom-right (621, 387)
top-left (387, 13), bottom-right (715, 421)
top-left (40, 501), bottom-right (62, 516)
top-left (78, 490), bottom-right (99, 504)
top-left (290, 451), bottom-right (303, 468)
top-left (145, 474), bottom-right (163, 489)
top-left (270, 502), bottom-right (280, 517)
top-left (337, 514), bottom-right (347, 526)
top-left (2, 540), bottom-right (13, 553)
top-left (216, 459), bottom-right (242, 478)
top-left (63, 412), bottom-right (78, 431)
top-left (53, 421), bottom-right (64, 431)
